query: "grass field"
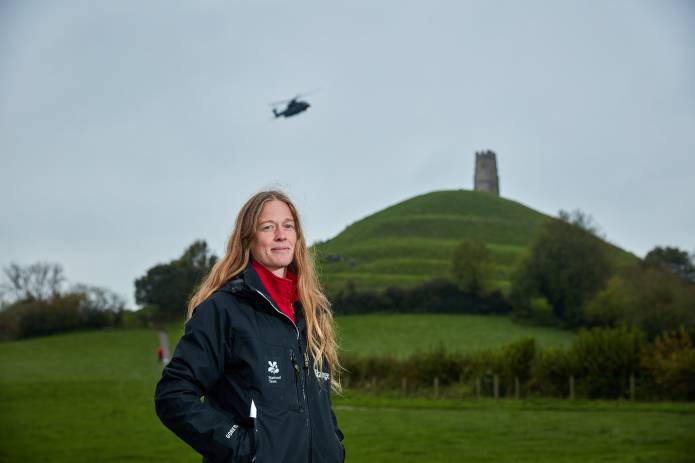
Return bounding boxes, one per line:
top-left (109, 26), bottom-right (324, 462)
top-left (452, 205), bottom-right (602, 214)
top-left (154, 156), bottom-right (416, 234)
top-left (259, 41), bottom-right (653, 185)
top-left (161, 313), bottom-right (575, 359)
top-left (1, 322), bottom-right (693, 462)
top-left (335, 392), bottom-right (695, 462)
top-left (335, 314), bottom-right (574, 358)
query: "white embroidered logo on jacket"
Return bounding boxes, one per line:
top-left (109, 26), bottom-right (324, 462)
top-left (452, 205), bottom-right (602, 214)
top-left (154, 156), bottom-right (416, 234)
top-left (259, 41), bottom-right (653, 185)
top-left (314, 367), bottom-right (330, 382)
top-left (267, 361), bottom-right (282, 384)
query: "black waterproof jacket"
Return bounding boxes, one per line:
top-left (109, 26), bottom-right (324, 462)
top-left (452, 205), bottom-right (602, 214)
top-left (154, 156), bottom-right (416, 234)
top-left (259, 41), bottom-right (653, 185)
top-left (155, 265), bottom-right (345, 463)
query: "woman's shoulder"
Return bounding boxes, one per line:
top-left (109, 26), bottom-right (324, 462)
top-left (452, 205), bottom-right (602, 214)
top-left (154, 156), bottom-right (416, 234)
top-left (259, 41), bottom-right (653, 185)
top-left (185, 293), bottom-right (247, 338)
top-left (193, 278), bottom-right (251, 317)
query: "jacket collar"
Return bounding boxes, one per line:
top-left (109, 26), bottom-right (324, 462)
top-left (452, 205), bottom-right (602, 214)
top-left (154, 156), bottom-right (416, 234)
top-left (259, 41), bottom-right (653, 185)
top-left (220, 263), bottom-right (305, 327)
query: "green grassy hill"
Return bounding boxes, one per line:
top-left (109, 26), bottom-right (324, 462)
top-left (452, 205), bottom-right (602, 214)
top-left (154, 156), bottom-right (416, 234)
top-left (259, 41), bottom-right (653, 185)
top-left (313, 189), bottom-right (637, 294)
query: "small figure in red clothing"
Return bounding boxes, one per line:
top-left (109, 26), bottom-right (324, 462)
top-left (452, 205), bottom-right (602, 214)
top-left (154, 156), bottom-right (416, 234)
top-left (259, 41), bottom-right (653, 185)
top-left (157, 346), bottom-right (165, 363)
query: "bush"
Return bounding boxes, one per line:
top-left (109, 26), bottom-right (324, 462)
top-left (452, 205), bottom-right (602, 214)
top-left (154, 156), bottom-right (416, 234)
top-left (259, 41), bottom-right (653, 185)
top-left (341, 355), bottom-right (401, 389)
top-left (494, 337), bottom-right (536, 382)
top-left (570, 325), bottom-right (644, 398)
top-left (401, 345), bottom-right (465, 387)
top-left (584, 266), bottom-right (695, 339)
top-left (530, 346), bottom-right (577, 397)
top-left (0, 291), bottom-right (123, 341)
top-left (513, 296), bottom-right (560, 326)
top-left (338, 326), bottom-right (695, 401)
top-left (640, 327), bottom-right (695, 400)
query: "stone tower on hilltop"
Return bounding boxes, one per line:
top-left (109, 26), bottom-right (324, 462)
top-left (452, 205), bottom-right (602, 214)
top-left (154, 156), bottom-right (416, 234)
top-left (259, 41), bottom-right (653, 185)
top-left (474, 150), bottom-right (499, 196)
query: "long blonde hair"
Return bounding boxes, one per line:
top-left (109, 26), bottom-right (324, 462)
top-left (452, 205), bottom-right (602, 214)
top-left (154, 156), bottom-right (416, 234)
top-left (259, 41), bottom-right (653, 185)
top-left (188, 191), bottom-right (341, 390)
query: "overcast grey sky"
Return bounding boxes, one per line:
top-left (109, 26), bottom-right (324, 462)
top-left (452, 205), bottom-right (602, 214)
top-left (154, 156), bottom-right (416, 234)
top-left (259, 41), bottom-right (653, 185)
top-left (1, 1), bottom-right (693, 307)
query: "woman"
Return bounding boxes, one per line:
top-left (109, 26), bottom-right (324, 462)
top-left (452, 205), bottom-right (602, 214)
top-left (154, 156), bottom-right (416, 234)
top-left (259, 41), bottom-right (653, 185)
top-left (155, 191), bottom-right (345, 463)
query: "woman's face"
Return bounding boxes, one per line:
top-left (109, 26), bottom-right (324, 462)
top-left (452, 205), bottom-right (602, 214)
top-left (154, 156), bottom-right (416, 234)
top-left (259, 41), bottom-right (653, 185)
top-left (251, 199), bottom-right (297, 277)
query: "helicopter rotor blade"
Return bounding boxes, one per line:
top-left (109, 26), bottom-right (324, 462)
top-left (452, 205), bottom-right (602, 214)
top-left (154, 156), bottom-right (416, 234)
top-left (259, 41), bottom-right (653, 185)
top-left (268, 97), bottom-right (294, 106)
top-left (268, 88), bottom-right (321, 106)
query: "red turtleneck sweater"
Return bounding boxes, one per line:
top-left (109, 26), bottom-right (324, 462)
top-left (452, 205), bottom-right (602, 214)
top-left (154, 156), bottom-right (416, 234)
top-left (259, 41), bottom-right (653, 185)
top-left (251, 260), bottom-right (298, 324)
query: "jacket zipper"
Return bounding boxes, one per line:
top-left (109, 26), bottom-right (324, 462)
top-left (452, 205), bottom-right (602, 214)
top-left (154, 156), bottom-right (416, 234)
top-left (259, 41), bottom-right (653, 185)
top-left (298, 335), bottom-right (312, 462)
top-left (251, 286), bottom-right (312, 458)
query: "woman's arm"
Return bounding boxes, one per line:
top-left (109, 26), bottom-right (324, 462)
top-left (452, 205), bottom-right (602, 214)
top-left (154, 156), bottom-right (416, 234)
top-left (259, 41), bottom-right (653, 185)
top-left (155, 298), bottom-right (251, 462)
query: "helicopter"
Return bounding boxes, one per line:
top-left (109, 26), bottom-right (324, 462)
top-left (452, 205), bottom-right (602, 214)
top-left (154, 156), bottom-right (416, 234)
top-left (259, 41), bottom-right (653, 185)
top-left (270, 92), bottom-right (315, 118)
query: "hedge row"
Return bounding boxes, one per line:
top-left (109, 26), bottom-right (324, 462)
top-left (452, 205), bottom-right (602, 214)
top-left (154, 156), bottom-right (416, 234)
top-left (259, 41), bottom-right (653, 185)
top-left (339, 326), bottom-right (695, 401)
top-left (332, 278), bottom-right (512, 315)
top-left (0, 294), bottom-right (123, 341)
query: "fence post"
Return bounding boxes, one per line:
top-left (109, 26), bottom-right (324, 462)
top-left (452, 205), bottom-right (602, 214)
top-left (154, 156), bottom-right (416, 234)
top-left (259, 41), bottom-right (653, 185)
top-left (630, 374), bottom-right (635, 402)
top-left (401, 377), bottom-right (407, 396)
top-left (515, 376), bottom-right (520, 400)
top-left (371, 376), bottom-right (376, 390)
top-left (569, 375), bottom-right (575, 400)
top-left (476, 377), bottom-right (481, 399)
top-left (434, 376), bottom-right (439, 399)
top-left (493, 375), bottom-right (499, 400)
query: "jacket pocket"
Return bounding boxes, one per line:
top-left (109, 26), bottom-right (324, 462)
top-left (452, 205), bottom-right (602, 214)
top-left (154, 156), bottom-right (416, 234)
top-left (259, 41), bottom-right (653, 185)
top-left (289, 349), bottom-right (303, 411)
top-left (251, 418), bottom-right (259, 462)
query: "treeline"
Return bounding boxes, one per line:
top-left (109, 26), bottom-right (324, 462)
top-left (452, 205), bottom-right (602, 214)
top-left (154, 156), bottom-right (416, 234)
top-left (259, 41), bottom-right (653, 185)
top-left (331, 211), bottom-right (695, 340)
top-left (509, 212), bottom-right (695, 338)
top-left (0, 240), bottom-right (219, 341)
top-left (341, 325), bottom-right (695, 401)
top-left (0, 263), bottom-right (125, 341)
top-left (3, 210), bottom-right (693, 342)
top-left (332, 279), bottom-right (511, 315)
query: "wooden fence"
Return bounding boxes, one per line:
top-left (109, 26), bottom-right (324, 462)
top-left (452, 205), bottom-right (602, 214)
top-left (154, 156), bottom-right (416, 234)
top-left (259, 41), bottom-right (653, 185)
top-left (344, 373), bottom-right (644, 401)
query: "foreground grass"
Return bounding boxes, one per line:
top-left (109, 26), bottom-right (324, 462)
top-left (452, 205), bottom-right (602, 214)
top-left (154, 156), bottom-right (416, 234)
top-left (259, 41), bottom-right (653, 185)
top-left (1, 327), bottom-right (693, 462)
top-left (335, 392), bottom-right (695, 463)
top-left (0, 328), bottom-right (185, 463)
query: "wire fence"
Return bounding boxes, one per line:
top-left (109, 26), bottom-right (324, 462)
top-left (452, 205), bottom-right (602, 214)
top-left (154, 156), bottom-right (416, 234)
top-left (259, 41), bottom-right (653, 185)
top-left (342, 373), bottom-right (678, 401)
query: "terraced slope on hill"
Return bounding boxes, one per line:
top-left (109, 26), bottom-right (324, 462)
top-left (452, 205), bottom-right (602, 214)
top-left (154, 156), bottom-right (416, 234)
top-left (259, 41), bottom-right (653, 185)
top-left (313, 189), bottom-right (636, 295)
top-left (313, 190), bottom-right (547, 293)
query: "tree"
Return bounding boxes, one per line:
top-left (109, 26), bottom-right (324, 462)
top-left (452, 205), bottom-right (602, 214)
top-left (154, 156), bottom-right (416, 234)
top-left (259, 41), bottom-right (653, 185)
top-left (71, 284), bottom-right (126, 326)
top-left (0, 263), bottom-right (127, 340)
top-left (70, 284), bottom-right (126, 313)
top-left (643, 246), bottom-right (695, 283)
top-left (558, 209), bottom-right (604, 238)
top-left (1, 262), bottom-right (65, 302)
top-left (450, 239), bottom-right (495, 296)
top-left (584, 265), bottom-right (695, 339)
top-left (510, 218), bottom-right (612, 326)
top-left (134, 240), bottom-right (217, 320)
